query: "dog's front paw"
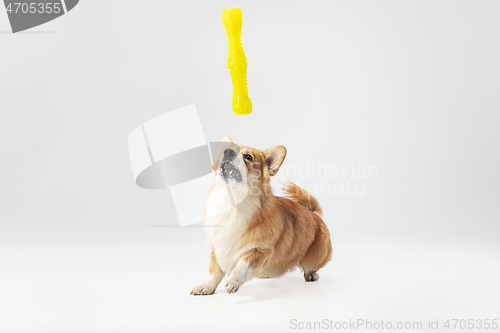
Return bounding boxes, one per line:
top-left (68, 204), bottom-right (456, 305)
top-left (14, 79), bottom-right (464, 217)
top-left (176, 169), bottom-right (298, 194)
top-left (225, 278), bottom-right (242, 294)
top-left (304, 271), bottom-right (320, 282)
top-left (190, 284), bottom-right (216, 296)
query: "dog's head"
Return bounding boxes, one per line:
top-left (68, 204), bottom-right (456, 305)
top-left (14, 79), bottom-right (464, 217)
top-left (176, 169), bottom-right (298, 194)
top-left (211, 135), bottom-right (286, 197)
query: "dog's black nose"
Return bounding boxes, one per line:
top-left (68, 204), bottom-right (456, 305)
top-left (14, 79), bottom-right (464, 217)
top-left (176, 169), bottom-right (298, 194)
top-left (223, 148), bottom-right (237, 161)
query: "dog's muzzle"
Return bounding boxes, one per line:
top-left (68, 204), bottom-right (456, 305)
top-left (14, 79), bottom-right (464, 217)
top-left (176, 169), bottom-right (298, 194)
top-left (220, 149), bottom-right (242, 182)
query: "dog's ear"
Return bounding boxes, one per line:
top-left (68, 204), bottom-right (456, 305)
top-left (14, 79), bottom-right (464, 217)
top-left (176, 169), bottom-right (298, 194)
top-left (264, 145), bottom-right (287, 177)
top-left (212, 135), bottom-right (234, 170)
top-left (219, 135), bottom-right (233, 144)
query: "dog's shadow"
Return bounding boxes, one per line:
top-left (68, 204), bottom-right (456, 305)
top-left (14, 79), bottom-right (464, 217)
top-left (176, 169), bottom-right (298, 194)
top-left (221, 274), bottom-right (336, 305)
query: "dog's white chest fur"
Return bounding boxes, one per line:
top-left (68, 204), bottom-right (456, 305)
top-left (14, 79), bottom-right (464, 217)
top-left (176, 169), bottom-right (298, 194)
top-left (206, 215), bottom-right (246, 274)
top-left (204, 185), bottom-right (258, 274)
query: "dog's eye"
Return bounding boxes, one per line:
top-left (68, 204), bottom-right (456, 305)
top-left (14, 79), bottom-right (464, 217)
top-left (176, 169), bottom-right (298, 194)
top-left (243, 154), bottom-right (253, 162)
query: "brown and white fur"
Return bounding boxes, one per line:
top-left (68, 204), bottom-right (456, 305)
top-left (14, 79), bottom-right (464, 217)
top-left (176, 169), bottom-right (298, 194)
top-left (190, 135), bottom-right (332, 295)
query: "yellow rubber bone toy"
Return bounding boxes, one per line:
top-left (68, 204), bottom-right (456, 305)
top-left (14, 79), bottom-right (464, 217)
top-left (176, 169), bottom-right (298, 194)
top-left (222, 8), bottom-right (252, 116)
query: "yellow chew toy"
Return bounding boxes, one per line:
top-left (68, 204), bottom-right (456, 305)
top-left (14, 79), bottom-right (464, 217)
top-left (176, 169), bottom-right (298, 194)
top-left (222, 8), bottom-right (252, 116)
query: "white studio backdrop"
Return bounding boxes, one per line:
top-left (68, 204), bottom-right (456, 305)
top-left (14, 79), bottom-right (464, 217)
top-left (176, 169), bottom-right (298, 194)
top-left (0, 1), bottom-right (499, 332)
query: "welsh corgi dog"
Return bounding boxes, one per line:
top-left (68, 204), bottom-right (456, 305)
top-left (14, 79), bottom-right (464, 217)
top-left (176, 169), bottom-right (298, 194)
top-left (190, 135), bottom-right (332, 295)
